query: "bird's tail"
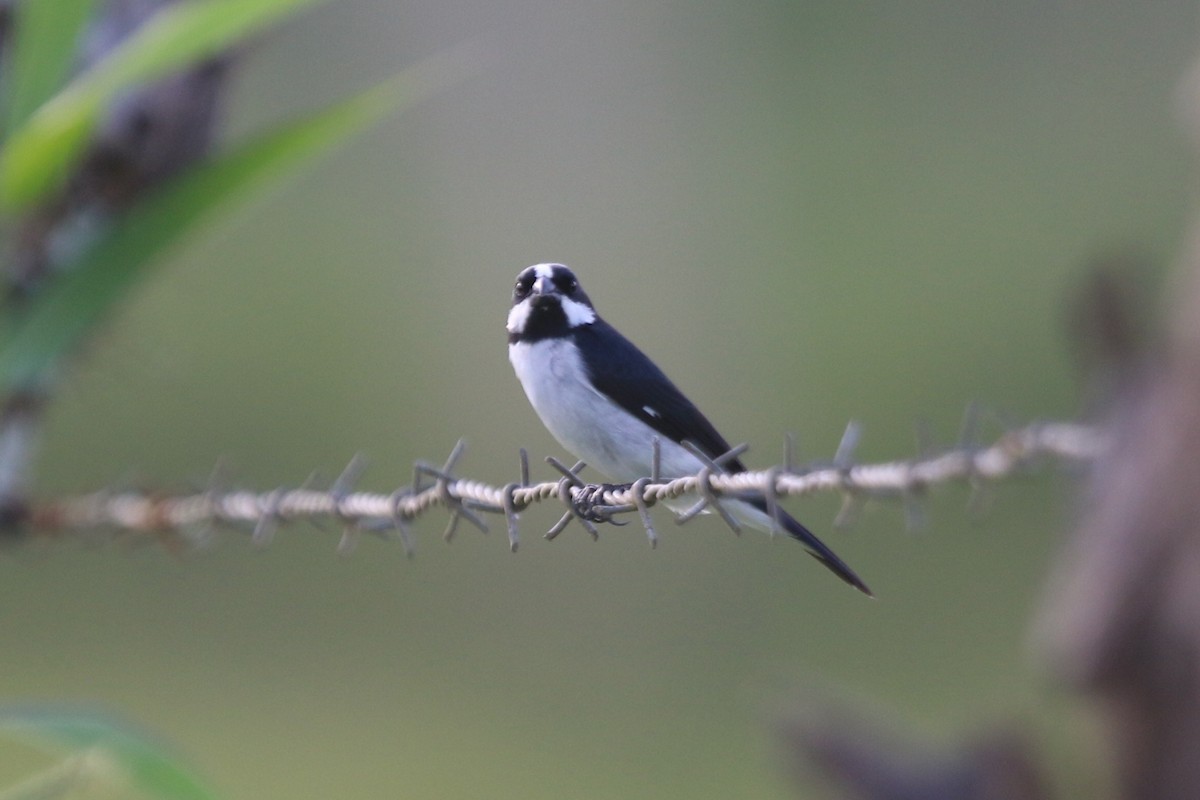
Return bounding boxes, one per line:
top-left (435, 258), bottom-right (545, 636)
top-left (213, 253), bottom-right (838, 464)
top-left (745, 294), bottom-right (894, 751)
top-left (756, 500), bottom-right (873, 597)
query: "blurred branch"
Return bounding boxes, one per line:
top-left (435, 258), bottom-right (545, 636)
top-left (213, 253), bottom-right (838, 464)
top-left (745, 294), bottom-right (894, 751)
top-left (0, 0), bottom-right (234, 521)
top-left (1019, 31), bottom-right (1200, 800)
top-left (4, 0), bottom-right (233, 299)
top-left (0, 0), bottom-right (452, 533)
top-left (0, 0), bottom-right (323, 211)
top-left (777, 706), bottom-right (1047, 800)
top-left (9, 420), bottom-right (1102, 554)
top-left (0, 707), bottom-right (215, 799)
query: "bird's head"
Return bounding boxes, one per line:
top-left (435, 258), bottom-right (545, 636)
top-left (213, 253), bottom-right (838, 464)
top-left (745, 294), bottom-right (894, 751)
top-left (507, 263), bottom-right (596, 342)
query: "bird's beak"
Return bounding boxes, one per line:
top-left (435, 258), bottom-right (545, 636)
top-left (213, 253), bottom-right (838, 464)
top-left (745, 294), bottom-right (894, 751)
top-left (529, 275), bottom-right (559, 308)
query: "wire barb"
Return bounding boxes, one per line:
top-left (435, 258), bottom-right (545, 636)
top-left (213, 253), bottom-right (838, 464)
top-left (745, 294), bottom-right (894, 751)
top-left (501, 483), bottom-right (521, 552)
top-left (763, 466), bottom-right (782, 538)
top-left (518, 448), bottom-right (530, 488)
top-left (387, 488), bottom-right (416, 557)
top-left (629, 477), bottom-right (658, 548)
top-left (12, 419), bottom-right (1107, 555)
top-left (331, 454), bottom-right (369, 554)
top-left (252, 487), bottom-right (287, 548)
top-left (783, 432), bottom-right (798, 474)
top-left (417, 440), bottom-right (488, 541)
top-left (543, 458), bottom-right (601, 540)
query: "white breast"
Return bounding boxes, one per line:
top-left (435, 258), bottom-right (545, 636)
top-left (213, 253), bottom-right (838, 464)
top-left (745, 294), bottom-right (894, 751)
top-left (509, 338), bottom-right (703, 481)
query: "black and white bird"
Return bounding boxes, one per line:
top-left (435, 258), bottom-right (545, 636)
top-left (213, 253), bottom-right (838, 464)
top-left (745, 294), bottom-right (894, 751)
top-left (507, 263), bottom-right (871, 596)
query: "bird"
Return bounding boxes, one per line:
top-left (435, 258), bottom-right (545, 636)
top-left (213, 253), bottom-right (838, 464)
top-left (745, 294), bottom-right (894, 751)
top-left (506, 263), bottom-right (872, 596)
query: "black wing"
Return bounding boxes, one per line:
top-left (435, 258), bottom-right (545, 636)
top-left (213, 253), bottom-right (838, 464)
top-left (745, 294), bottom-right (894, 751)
top-left (575, 319), bottom-right (872, 596)
top-left (572, 318), bottom-right (746, 471)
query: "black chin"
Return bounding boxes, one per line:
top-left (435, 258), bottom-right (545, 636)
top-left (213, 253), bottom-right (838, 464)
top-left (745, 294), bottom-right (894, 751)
top-left (514, 296), bottom-right (570, 343)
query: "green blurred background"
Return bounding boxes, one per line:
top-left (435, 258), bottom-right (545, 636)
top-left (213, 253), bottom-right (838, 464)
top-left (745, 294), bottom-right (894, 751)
top-left (3, 0), bottom-right (1196, 796)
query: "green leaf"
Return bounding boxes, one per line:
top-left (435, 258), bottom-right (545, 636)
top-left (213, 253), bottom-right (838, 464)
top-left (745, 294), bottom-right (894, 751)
top-left (0, 0), bottom-right (326, 210)
top-left (0, 74), bottom-right (408, 392)
top-left (0, 709), bottom-right (215, 800)
top-left (3, 0), bottom-right (97, 136)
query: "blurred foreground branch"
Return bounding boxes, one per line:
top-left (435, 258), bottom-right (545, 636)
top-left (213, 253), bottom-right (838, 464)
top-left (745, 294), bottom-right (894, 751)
top-left (0, 0), bottom-right (450, 531)
top-left (0, 0), bottom-right (230, 517)
top-left (779, 40), bottom-right (1200, 800)
top-left (11, 420), bottom-right (1102, 553)
top-left (1016, 41), bottom-right (1200, 800)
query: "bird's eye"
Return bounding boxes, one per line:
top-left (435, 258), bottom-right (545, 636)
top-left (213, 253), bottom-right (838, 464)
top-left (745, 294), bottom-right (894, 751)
top-left (514, 276), bottom-right (532, 298)
top-left (560, 277), bottom-right (578, 294)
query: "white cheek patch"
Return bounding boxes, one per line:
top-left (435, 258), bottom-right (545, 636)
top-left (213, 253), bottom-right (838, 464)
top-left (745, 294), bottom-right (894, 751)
top-left (507, 299), bottom-right (533, 334)
top-left (559, 296), bottom-right (595, 327)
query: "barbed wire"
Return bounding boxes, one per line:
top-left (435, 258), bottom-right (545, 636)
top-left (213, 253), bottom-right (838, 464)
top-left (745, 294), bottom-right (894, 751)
top-left (13, 418), bottom-right (1105, 554)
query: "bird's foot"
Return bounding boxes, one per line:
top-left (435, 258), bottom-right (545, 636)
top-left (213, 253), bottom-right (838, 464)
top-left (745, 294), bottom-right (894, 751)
top-left (572, 482), bottom-right (633, 525)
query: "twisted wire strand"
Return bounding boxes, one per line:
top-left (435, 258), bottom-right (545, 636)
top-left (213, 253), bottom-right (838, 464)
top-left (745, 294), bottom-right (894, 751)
top-left (22, 421), bottom-right (1104, 551)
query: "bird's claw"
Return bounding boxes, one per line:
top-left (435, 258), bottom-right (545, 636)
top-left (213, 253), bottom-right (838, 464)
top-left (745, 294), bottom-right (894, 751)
top-left (572, 482), bottom-right (632, 525)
